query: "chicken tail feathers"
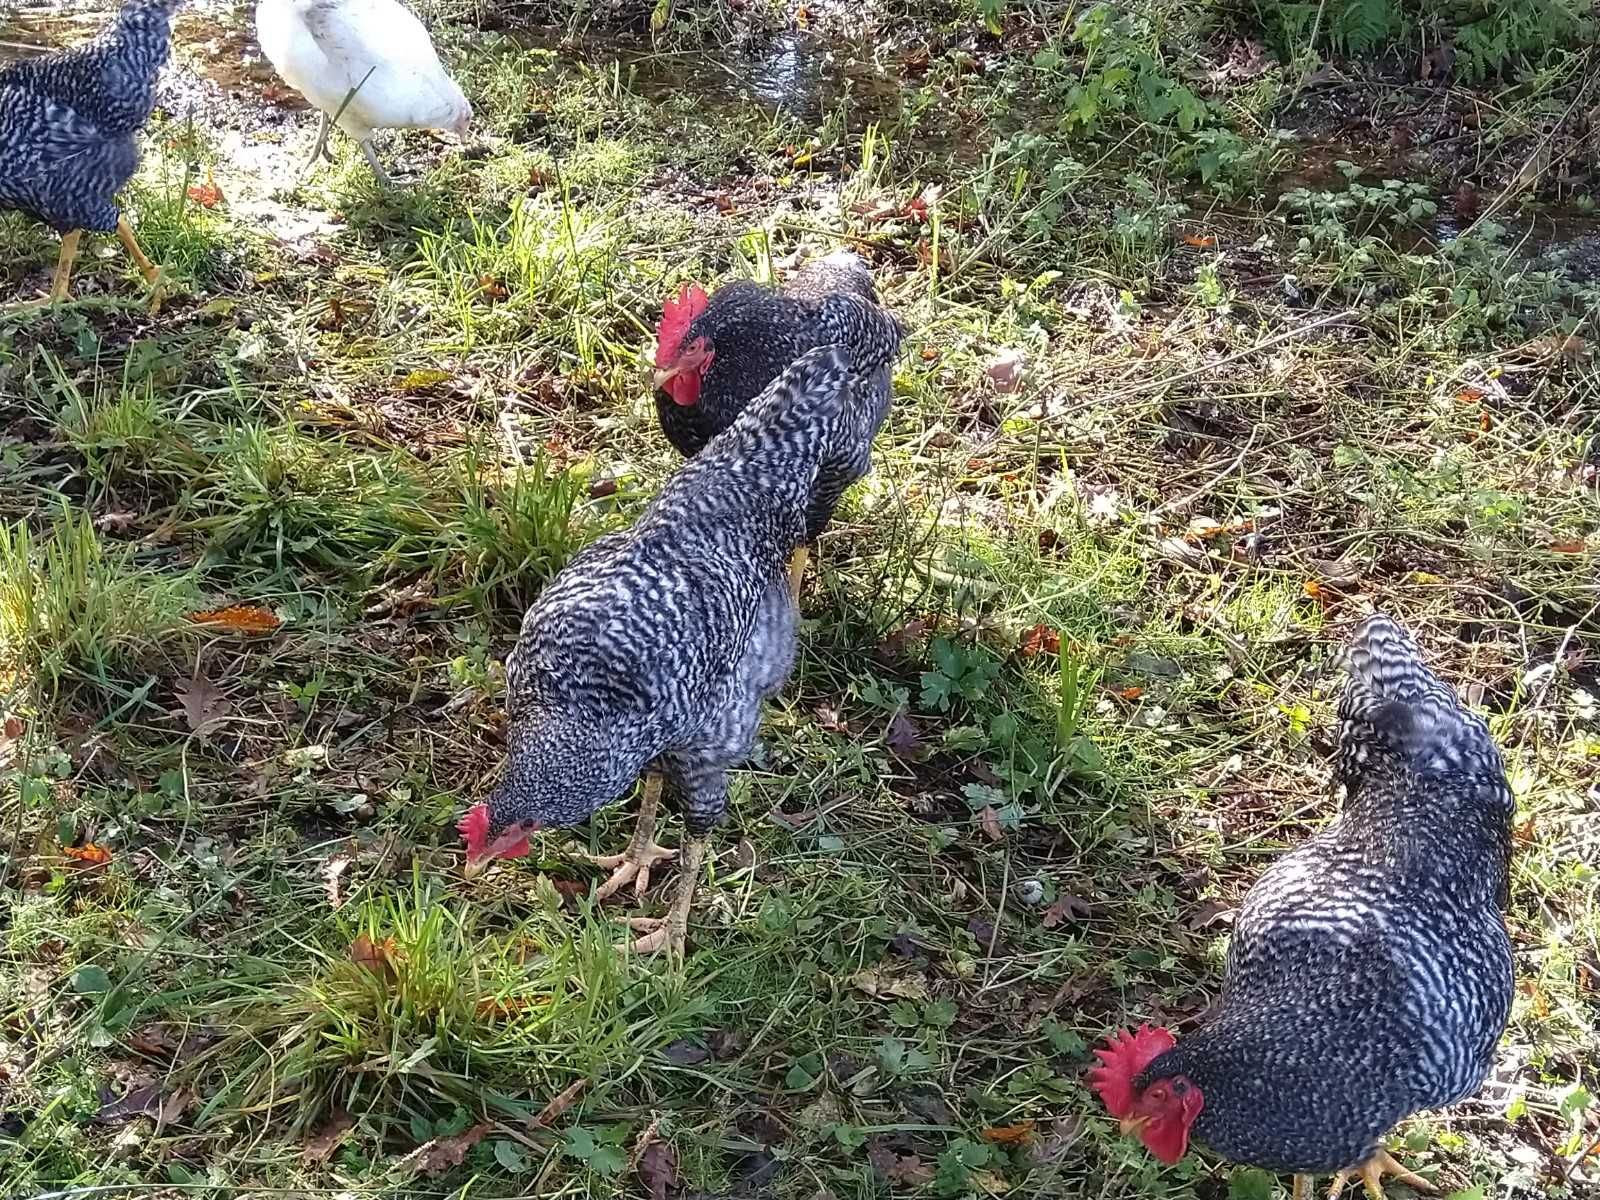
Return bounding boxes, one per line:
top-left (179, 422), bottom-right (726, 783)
top-left (1336, 614), bottom-right (1507, 795)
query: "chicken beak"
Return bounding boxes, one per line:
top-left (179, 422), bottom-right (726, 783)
top-left (652, 366), bottom-right (679, 391)
top-left (1118, 1115), bottom-right (1150, 1138)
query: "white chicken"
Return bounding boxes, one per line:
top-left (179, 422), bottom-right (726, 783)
top-left (254, 0), bottom-right (472, 185)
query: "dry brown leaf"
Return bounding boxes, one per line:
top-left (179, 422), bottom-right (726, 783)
top-left (3, 715), bottom-right (22, 740)
top-left (884, 710), bottom-right (926, 760)
top-left (984, 349), bottom-right (1025, 393)
top-left (637, 1137), bottom-right (678, 1200)
top-left (977, 805), bottom-right (1004, 843)
top-left (349, 934), bottom-right (399, 984)
top-left (1550, 539), bottom-right (1587, 554)
top-left (850, 967), bottom-right (928, 1002)
top-left (1040, 894), bottom-right (1093, 928)
top-left (187, 604), bottom-right (282, 634)
top-left (177, 672), bottom-right (231, 732)
top-left (95, 1084), bottom-right (195, 1127)
top-left (530, 1078), bottom-right (587, 1127)
top-left (1455, 387), bottom-right (1485, 404)
top-left (301, 1110), bottom-right (355, 1165)
top-left (1116, 685), bottom-right (1144, 701)
top-left (1016, 624), bottom-right (1060, 659)
top-left (1180, 233), bottom-right (1216, 248)
top-left (187, 169), bottom-right (223, 209)
top-left (982, 1121), bottom-right (1035, 1144)
top-left (407, 1123), bottom-right (489, 1174)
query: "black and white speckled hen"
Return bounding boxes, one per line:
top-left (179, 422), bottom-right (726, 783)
top-left (1090, 615), bottom-right (1514, 1200)
top-left (651, 249), bottom-right (901, 597)
top-left (0, 0), bottom-right (178, 312)
top-left (458, 335), bottom-right (901, 957)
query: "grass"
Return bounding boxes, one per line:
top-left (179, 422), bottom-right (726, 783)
top-left (1, 0), bottom-right (1598, 1197)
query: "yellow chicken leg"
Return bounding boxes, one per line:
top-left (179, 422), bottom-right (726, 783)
top-left (590, 773), bottom-right (677, 900)
top-left (1327, 1148), bottom-right (1435, 1200)
top-left (3, 230), bottom-right (80, 312)
top-left (116, 216), bottom-right (164, 313)
top-left (785, 545), bottom-right (809, 601)
top-left (621, 835), bottom-right (707, 958)
top-left (1293, 1176), bottom-right (1315, 1200)
top-left (49, 230), bottom-right (83, 302)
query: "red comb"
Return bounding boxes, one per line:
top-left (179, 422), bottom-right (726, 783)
top-left (655, 284), bottom-right (708, 367)
top-left (1086, 1024), bottom-right (1176, 1117)
top-left (457, 802), bottom-right (491, 856)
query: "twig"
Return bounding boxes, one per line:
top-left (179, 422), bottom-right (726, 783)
top-left (1149, 428), bottom-right (1260, 518)
top-left (1527, 599), bottom-right (1599, 714)
top-left (1092, 308), bottom-right (1358, 409)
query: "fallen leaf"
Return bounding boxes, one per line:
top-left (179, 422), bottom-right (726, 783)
top-left (879, 617), bottom-right (930, 658)
top-left (1017, 624), bottom-right (1060, 658)
top-left (349, 934), bottom-right (399, 984)
top-left (982, 1121), bottom-right (1035, 1144)
top-left (1040, 894), bottom-right (1093, 928)
top-left (1187, 516), bottom-right (1226, 540)
top-left (1185, 898), bottom-right (1234, 930)
top-left (176, 671), bottom-right (231, 732)
top-left (661, 1039), bottom-right (711, 1066)
top-left (478, 275), bottom-right (508, 302)
top-left (63, 843), bottom-right (113, 865)
top-left (985, 349), bottom-right (1025, 393)
top-left (884, 711), bottom-right (926, 760)
top-left (977, 805), bottom-right (1004, 843)
top-left (3, 715), bottom-right (21, 740)
top-left (398, 368), bottom-right (454, 394)
top-left (186, 168), bottom-right (223, 209)
top-left (126, 1023), bottom-right (220, 1062)
top-left (1550, 539), bottom-right (1587, 554)
top-left (920, 347), bottom-right (941, 362)
top-left (406, 1123), bottom-right (489, 1174)
top-left (301, 1110), bottom-right (355, 1165)
top-left (1303, 579), bottom-right (1324, 598)
top-left (1180, 233), bottom-right (1216, 248)
top-left (637, 1137), bottom-right (678, 1200)
top-left (1455, 387), bottom-right (1485, 404)
top-left (323, 854), bottom-right (352, 909)
top-left (94, 510), bottom-right (137, 533)
top-left (531, 1078), bottom-right (587, 1127)
top-left (1116, 685), bottom-right (1144, 701)
top-left (707, 1028), bottom-right (746, 1059)
top-left (187, 604), bottom-right (282, 634)
top-left (95, 1084), bottom-right (195, 1127)
top-left (1513, 816), bottom-right (1537, 845)
top-left (814, 704), bottom-right (850, 734)
top-left (769, 805), bottom-right (824, 829)
top-left (850, 967), bottom-right (928, 1002)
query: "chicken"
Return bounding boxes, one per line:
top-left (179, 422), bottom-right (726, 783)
top-left (652, 250), bottom-right (901, 597)
top-left (0, 0), bottom-right (179, 312)
top-left (459, 331), bottom-right (902, 958)
top-left (254, 0), bottom-right (472, 186)
top-left (1090, 615), bottom-right (1514, 1200)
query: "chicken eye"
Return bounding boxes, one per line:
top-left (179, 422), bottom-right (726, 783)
top-left (1172, 1081), bottom-right (1188, 1096)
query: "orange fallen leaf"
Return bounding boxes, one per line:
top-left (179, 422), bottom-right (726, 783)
top-left (187, 605), bottom-right (282, 634)
top-left (1550, 539), bottom-right (1587, 554)
top-left (982, 1121), bottom-right (1036, 1144)
top-left (349, 934), bottom-right (400, 984)
top-left (1180, 234), bottom-right (1216, 248)
top-left (406, 1123), bottom-right (489, 1175)
top-left (977, 805), bottom-right (1004, 843)
top-left (1479, 411), bottom-right (1491, 432)
top-left (63, 843), bottom-right (113, 865)
top-left (1017, 623), bottom-right (1061, 659)
top-left (4, 715), bottom-right (22, 739)
top-left (1117, 686), bottom-right (1144, 701)
top-left (186, 167), bottom-right (223, 209)
top-left (1455, 387), bottom-right (1484, 404)
top-left (478, 275), bottom-right (508, 302)
top-left (1303, 580), bottom-right (1324, 598)
top-left (920, 347), bottom-right (941, 362)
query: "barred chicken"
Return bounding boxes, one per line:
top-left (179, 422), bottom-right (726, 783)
top-left (460, 327), bottom-right (901, 958)
top-left (1091, 615), bottom-right (1514, 1200)
top-left (652, 249), bottom-right (901, 597)
top-left (0, 0), bottom-right (178, 311)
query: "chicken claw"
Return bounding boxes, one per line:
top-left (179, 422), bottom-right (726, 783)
top-left (589, 774), bottom-right (675, 900)
top-left (1327, 1148), bottom-right (1435, 1200)
top-left (617, 837), bottom-right (707, 959)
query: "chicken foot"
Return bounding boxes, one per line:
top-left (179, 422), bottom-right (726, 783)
top-left (621, 836), bottom-right (707, 958)
top-left (116, 218), bottom-right (164, 314)
top-left (1326, 1148), bottom-right (1435, 1200)
top-left (3, 230), bottom-right (80, 312)
top-left (590, 773), bottom-right (677, 900)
